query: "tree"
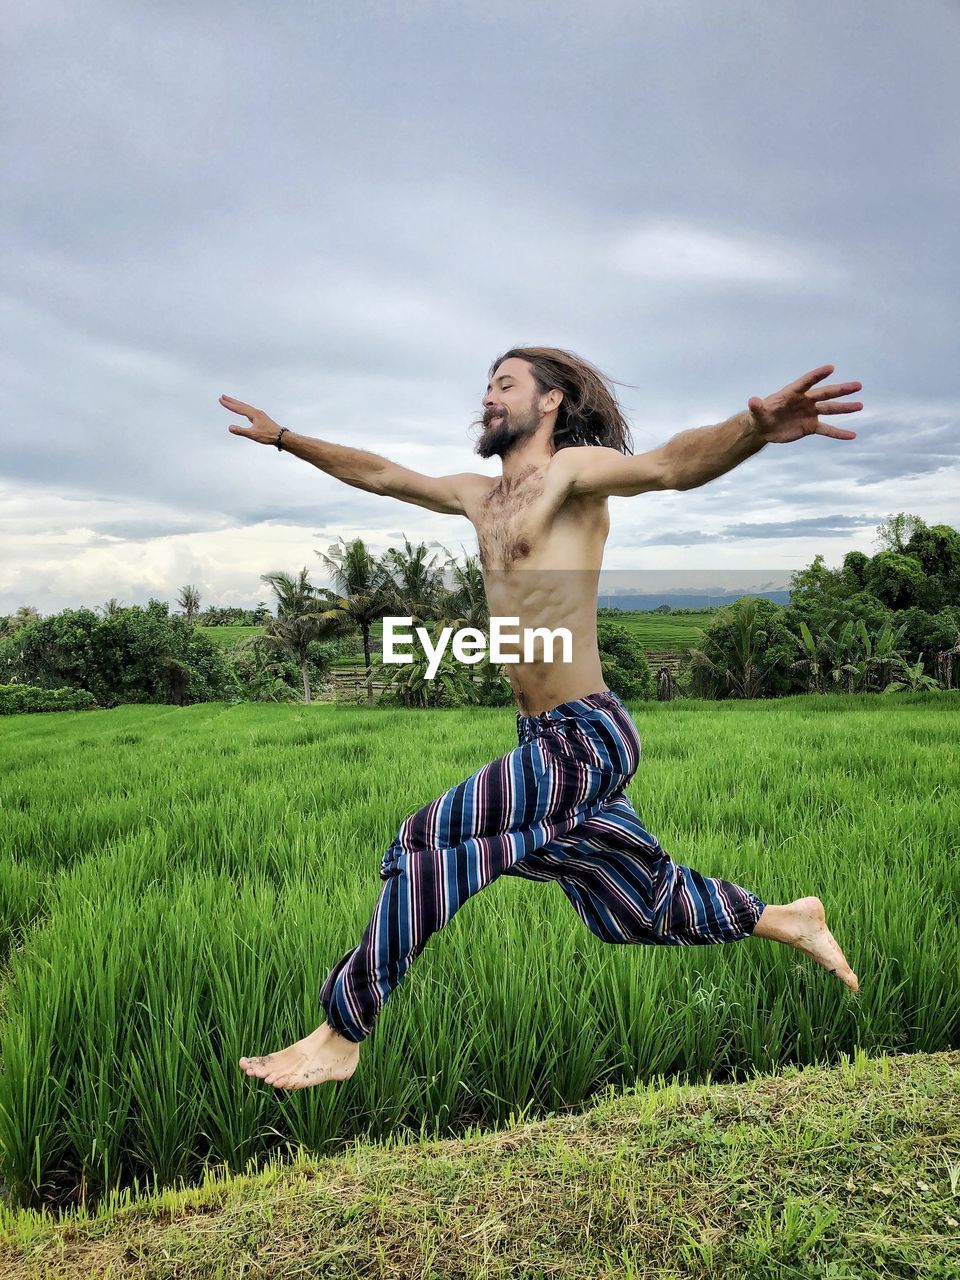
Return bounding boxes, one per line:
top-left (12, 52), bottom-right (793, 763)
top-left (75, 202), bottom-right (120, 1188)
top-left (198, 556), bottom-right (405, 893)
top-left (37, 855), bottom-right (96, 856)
top-left (177, 585), bottom-right (202, 624)
top-left (378, 536), bottom-right (456, 623)
top-left (686, 597), bottom-right (784, 700)
top-left (0, 602), bottom-right (237, 705)
top-left (258, 568), bottom-right (350, 704)
top-left (313, 537), bottom-right (397, 705)
top-left (841, 550), bottom-right (870, 591)
top-left (228, 638), bottom-right (302, 702)
top-left (883, 655), bottom-right (942, 693)
top-left (889, 606), bottom-right (960, 677)
top-left (433, 552), bottom-right (513, 706)
top-left (785, 616), bottom-right (909, 695)
top-left (853, 619), bottom-right (910, 692)
top-left (787, 619), bottom-right (826, 693)
top-left (96, 598), bottom-right (124, 618)
top-left (874, 512), bottom-right (925, 554)
top-left (865, 551), bottom-right (927, 611)
top-left (904, 523), bottom-right (960, 606)
top-left (936, 631), bottom-right (960, 690)
top-left (1, 606), bottom-right (41, 636)
top-left (788, 553), bottom-right (848, 608)
top-left (374, 620), bottom-right (480, 709)
top-left (596, 621), bottom-right (654, 701)
top-left (443, 552), bottom-right (489, 632)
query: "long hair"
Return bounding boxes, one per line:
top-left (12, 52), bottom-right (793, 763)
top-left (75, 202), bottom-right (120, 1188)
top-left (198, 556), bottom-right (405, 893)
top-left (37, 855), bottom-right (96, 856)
top-left (476, 346), bottom-right (635, 455)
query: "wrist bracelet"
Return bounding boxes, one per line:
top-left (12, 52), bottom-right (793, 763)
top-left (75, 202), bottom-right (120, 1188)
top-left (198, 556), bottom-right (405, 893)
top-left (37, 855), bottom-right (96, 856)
top-left (275, 428), bottom-right (289, 451)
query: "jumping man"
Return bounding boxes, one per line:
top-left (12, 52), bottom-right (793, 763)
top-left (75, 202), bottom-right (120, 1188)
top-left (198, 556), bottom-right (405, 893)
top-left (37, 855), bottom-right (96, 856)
top-left (224, 346), bottom-right (862, 1090)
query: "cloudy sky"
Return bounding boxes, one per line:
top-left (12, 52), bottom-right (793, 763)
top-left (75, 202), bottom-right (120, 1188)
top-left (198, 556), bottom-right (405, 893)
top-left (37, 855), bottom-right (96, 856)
top-left (3, 0), bottom-right (958, 615)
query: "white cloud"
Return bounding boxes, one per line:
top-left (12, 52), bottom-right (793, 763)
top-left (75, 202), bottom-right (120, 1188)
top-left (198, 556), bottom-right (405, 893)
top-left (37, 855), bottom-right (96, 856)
top-left (608, 220), bottom-right (838, 287)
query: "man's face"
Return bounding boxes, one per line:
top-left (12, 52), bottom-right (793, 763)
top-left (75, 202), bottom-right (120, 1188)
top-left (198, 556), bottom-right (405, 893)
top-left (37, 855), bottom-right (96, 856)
top-left (475, 358), bottom-right (545, 460)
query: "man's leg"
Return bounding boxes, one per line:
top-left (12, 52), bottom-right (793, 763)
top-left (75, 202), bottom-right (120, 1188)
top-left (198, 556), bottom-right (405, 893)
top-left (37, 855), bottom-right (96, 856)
top-left (506, 791), bottom-right (763, 944)
top-left (317, 731), bottom-right (557, 1043)
top-left (508, 792), bottom-right (858, 989)
top-left (240, 729), bottom-right (571, 1088)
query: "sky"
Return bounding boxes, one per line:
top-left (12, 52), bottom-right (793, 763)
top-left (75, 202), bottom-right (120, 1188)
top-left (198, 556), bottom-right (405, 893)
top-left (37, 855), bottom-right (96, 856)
top-left (3, 0), bottom-right (958, 616)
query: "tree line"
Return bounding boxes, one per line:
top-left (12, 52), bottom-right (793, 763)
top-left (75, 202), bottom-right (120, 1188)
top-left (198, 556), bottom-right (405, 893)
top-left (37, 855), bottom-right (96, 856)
top-left (1, 513), bottom-right (957, 711)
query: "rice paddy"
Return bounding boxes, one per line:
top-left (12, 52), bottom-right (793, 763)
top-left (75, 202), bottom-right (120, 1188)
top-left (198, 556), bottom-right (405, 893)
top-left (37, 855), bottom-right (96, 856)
top-left (0, 691), bottom-right (956, 1214)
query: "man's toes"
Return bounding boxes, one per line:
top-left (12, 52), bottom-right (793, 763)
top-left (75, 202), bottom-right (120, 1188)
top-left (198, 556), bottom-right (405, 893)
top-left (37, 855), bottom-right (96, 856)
top-left (241, 1055), bottom-right (276, 1078)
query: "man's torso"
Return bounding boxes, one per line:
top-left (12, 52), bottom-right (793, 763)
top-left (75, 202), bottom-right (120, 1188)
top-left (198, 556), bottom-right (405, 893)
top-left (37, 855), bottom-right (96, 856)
top-left (457, 451), bottom-right (611, 716)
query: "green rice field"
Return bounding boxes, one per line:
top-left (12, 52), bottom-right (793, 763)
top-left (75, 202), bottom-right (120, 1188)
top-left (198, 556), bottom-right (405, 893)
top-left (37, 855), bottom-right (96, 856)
top-left (195, 625), bottom-right (261, 648)
top-left (0, 692), bottom-right (956, 1214)
top-left (197, 610), bottom-right (714, 666)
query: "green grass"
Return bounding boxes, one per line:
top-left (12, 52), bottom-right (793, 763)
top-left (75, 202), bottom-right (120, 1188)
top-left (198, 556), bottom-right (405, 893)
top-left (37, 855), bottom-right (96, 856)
top-left (0, 693), bottom-right (957, 1219)
top-left (1, 1046), bottom-right (956, 1278)
top-left (196, 612), bottom-right (713, 661)
top-left (194, 625), bottom-right (262, 648)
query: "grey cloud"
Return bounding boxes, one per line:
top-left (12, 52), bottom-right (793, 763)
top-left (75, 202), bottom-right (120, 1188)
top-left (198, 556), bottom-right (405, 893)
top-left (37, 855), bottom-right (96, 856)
top-left (623, 513), bottom-right (887, 548)
top-left (3, 0), bottom-right (958, 611)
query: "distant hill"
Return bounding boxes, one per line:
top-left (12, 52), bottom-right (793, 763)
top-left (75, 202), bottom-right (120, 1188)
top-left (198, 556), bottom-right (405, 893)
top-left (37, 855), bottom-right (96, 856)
top-left (596, 590), bottom-right (791, 610)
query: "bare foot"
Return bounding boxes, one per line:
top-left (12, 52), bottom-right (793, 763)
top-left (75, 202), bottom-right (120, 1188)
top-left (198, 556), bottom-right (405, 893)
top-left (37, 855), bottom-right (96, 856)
top-left (239, 1022), bottom-right (361, 1090)
top-left (773, 896), bottom-right (860, 993)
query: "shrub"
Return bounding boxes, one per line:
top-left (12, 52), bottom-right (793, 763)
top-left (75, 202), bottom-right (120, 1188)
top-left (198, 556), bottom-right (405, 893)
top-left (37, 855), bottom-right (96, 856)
top-left (596, 621), bottom-right (655, 700)
top-left (0, 684), bottom-right (98, 714)
top-left (0, 602), bottom-right (239, 707)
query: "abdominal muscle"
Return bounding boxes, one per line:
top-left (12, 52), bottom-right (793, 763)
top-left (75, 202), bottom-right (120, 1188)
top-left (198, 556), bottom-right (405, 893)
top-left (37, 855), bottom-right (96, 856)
top-left (478, 499), bottom-right (612, 717)
top-left (483, 550), bottom-right (611, 716)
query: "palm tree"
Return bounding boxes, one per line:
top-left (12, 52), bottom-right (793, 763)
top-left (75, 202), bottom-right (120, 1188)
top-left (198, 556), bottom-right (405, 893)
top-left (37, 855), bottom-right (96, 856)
top-left (688, 598), bottom-right (779, 699)
top-left (177, 585), bottom-right (201, 624)
top-left (442, 551), bottom-right (489, 631)
top-left (313, 537), bottom-right (396, 705)
top-left (435, 551), bottom-right (506, 702)
top-left (257, 567), bottom-right (349, 703)
top-left (96, 598), bottom-right (125, 618)
top-left (787, 619), bottom-right (837, 694)
top-left (788, 617), bottom-right (909, 694)
top-left (820, 619), bottom-right (861, 693)
top-left (378, 536), bottom-right (457, 623)
top-left (3, 605), bottom-right (41, 634)
top-left (375, 620), bottom-right (480, 708)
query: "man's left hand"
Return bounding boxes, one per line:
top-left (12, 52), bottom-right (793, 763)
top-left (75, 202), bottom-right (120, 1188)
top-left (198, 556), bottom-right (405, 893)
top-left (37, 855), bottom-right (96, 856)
top-left (747, 365), bottom-right (863, 444)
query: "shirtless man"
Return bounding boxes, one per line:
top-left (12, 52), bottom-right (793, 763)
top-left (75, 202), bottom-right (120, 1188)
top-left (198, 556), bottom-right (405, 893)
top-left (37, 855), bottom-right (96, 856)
top-left (223, 346), bottom-right (862, 1091)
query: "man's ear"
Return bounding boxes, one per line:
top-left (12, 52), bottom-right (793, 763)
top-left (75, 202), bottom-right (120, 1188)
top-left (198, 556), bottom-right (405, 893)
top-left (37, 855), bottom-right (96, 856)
top-left (544, 388), bottom-right (563, 413)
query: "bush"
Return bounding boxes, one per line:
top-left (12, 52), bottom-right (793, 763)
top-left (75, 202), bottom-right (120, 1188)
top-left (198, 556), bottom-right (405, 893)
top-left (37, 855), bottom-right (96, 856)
top-left (891, 606), bottom-right (960, 677)
top-left (0, 601), bottom-right (240, 707)
top-left (596, 621), bottom-right (655, 700)
top-left (687, 597), bottom-right (793, 699)
top-left (0, 684), bottom-right (98, 714)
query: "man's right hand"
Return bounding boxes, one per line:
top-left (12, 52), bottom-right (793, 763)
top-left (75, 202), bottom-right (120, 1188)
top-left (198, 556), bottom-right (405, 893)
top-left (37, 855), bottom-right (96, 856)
top-left (221, 394), bottom-right (285, 445)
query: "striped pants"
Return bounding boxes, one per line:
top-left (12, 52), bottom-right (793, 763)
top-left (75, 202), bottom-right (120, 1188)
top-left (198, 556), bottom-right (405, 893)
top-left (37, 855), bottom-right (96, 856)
top-left (319, 689), bottom-right (766, 1043)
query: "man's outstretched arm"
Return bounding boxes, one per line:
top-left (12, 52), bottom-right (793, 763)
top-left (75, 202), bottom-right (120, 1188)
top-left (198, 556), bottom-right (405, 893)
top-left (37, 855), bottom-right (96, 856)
top-left (559, 364), bottom-right (863, 498)
top-left (220, 394), bottom-right (476, 515)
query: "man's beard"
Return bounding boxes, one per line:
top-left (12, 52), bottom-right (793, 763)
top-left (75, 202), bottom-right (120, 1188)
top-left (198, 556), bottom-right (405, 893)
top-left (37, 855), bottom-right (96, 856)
top-left (474, 400), bottom-right (542, 460)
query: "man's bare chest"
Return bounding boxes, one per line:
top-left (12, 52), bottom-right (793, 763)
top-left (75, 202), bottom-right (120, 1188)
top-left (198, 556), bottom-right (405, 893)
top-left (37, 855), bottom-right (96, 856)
top-left (472, 469), bottom-right (549, 570)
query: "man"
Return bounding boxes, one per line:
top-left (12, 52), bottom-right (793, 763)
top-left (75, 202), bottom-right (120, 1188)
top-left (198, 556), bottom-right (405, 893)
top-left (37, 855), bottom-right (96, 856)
top-left (224, 346), bottom-right (862, 1091)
